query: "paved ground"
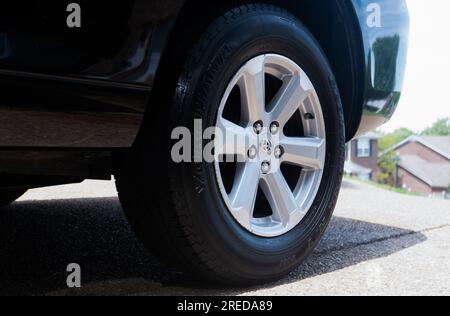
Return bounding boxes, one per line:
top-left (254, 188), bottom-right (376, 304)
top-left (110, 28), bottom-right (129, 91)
top-left (0, 179), bottom-right (449, 296)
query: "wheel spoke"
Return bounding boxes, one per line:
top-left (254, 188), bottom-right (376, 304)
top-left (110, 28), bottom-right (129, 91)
top-left (269, 74), bottom-right (311, 126)
top-left (238, 55), bottom-right (266, 124)
top-left (260, 170), bottom-right (298, 227)
top-left (214, 54), bottom-right (327, 237)
top-left (229, 163), bottom-right (261, 230)
top-left (281, 137), bottom-right (325, 170)
top-left (216, 118), bottom-right (249, 160)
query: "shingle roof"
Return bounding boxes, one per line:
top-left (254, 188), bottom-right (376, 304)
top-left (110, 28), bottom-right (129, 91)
top-left (386, 136), bottom-right (450, 160)
top-left (399, 155), bottom-right (450, 188)
top-left (415, 136), bottom-right (450, 159)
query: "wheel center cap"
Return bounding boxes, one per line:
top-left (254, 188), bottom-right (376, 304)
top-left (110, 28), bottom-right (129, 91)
top-left (260, 137), bottom-right (273, 155)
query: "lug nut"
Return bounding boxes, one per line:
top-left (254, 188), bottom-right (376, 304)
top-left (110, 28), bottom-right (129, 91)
top-left (253, 121), bottom-right (263, 134)
top-left (274, 146), bottom-right (284, 159)
top-left (248, 146), bottom-right (257, 159)
top-left (261, 161), bottom-right (271, 174)
top-left (270, 122), bottom-right (280, 134)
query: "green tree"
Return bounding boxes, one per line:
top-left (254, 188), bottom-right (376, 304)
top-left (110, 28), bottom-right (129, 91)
top-left (377, 128), bottom-right (413, 187)
top-left (378, 151), bottom-right (397, 186)
top-left (378, 128), bottom-right (414, 153)
top-left (421, 118), bottom-right (450, 136)
top-left (448, 173), bottom-right (450, 193)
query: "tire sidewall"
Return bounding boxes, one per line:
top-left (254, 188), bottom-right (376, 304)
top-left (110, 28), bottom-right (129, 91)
top-left (171, 10), bottom-right (345, 280)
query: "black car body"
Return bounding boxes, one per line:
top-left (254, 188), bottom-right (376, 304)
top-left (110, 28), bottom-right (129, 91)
top-left (1, 0), bottom-right (408, 157)
top-left (0, 1), bottom-right (409, 284)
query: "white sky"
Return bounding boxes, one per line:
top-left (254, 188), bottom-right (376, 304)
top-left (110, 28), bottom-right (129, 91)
top-left (381, 0), bottom-right (450, 132)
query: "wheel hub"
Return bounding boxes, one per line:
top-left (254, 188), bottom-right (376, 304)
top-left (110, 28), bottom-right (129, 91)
top-left (260, 136), bottom-right (273, 155)
top-left (214, 54), bottom-right (326, 237)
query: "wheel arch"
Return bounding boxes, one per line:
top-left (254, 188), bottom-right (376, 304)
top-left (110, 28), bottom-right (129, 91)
top-left (150, 0), bottom-right (365, 141)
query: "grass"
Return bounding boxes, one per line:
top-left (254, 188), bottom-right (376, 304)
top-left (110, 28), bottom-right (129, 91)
top-left (344, 176), bottom-right (421, 197)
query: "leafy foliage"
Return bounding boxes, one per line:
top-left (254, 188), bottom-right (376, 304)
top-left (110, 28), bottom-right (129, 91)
top-left (378, 128), bottom-right (414, 153)
top-left (377, 117), bottom-right (450, 188)
top-left (378, 151), bottom-right (397, 186)
top-left (377, 128), bottom-right (413, 187)
top-left (421, 118), bottom-right (450, 136)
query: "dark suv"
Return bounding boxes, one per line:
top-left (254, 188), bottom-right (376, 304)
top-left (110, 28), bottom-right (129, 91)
top-left (0, 0), bottom-right (409, 284)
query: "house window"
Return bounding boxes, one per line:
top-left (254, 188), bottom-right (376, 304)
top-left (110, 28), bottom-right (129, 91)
top-left (356, 139), bottom-right (371, 158)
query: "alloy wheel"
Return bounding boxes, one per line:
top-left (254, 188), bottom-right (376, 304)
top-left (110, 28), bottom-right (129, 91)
top-left (214, 54), bottom-right (326, 238)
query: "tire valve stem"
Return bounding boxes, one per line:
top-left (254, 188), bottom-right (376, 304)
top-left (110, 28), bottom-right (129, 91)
top-left (304, 113), bottom-right (315, 120)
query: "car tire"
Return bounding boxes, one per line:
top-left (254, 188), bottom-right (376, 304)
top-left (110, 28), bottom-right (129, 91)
top-left (116, 4), bottom-right (345, 285)
top-left (0, 190), bottom-right (27, 208)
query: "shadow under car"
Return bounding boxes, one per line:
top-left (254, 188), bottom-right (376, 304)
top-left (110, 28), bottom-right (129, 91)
top-left (0, 197), bottom-right (426, 296)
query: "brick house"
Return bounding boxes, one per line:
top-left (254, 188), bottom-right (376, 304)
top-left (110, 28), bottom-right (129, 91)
top-left (389, 136), bottom-right (450, 197)
top-left (344, 132), bottom-right (380, 181)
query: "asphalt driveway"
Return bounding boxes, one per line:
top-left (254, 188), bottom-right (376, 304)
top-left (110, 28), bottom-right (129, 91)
top-left (0, 179), bottom-right (449, 296)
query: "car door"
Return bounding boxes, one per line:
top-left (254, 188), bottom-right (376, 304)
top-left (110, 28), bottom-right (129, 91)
top-left (0, 0), bottom-right (182, 148)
